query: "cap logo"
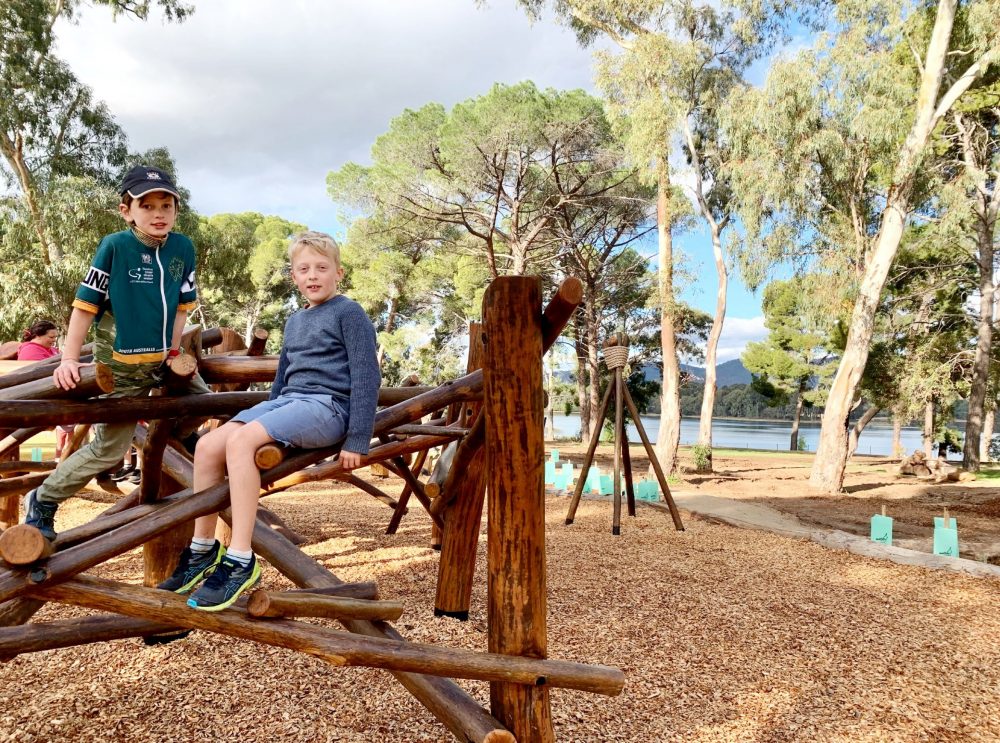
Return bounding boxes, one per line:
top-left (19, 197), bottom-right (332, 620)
top-left (146, 171), bottom-right (161, 180)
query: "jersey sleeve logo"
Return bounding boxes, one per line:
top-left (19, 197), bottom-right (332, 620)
top-left (81, 266), bottom-right (110, 296)
top-left (181, 270), bottom-right (196, 293)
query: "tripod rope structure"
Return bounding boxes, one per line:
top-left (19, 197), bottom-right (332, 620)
top-left (0, 276), bottom-right (624, 742)
top-left (565, 332), bottom-right (685, 534)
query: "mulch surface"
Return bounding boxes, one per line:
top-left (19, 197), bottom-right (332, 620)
top-left (2, 471), bottom-right (1000, 742)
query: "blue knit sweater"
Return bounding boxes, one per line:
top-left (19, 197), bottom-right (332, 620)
top-left (269, 295), bottom-right (380, 454)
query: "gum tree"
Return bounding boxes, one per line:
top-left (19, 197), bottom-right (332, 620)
top-left (0, 0), bottom-right (193, 265)
top-left (514, 0), bottom-right (792, 472)
top-left (726, 0), bottom-right (999, 491)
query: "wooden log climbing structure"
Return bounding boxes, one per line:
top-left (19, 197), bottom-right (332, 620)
top-left (0, 277), bottom-right (625, 741)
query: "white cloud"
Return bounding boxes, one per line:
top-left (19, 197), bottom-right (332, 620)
top-left (715, 315), bottom-right (767, 363)
top-left (52, 1), bottom-right (601, 230)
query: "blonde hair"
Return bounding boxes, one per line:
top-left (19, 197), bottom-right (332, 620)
top-left (288, 230), bottom-right (341, 265)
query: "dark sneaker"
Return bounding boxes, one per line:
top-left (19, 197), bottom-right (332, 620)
top-left (157, 541), bottom-right (224, 594)
top-left (126, 469), bottom-right (142, 484)
top-left (179, 432), bottom-right (201, 457)
top-left (23, 489), bottom-right (58, 541)
top-left (187, 554), bottom-right (261, 612)
top-left (110, 465), bottom-right (135, 482)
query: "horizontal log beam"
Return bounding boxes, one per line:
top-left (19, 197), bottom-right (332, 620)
top-left (0, 471), bottom-right (48, 498)
top-left (0, 387), bottom-right (454, 430)
top-left (0, 392), bottom-right (268, 429)
top-left (0, 461), bottom-right (55, 474)
top-left (0, 363), bottom-right (113, 402)
top-left (392, 424), bottom-right (470, 437)
top-left (33, 575), bottom-right (624, 695)
top-left (247, 590), bottom-right (404, 622)
top-left (286, 582), bottom-right (379, 601)
top-left (0, 348), bottom-right (95, 390)
top-left (0, 613), bottom-right (176, 660)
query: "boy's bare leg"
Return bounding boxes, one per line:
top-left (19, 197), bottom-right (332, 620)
top-left (190, 422), bottom-right (244, 541)
top-left (223, 421), bottom-right (275, 553)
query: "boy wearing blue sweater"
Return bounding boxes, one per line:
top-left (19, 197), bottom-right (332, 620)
top-left (160, 231), bottom-right (380, 611)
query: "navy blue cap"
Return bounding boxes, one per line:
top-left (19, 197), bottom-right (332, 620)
top-left (120, 166), bottom-right (180, 200)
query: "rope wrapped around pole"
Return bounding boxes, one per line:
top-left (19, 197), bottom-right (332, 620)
top-left (601, 345), bottom-right (629, 371)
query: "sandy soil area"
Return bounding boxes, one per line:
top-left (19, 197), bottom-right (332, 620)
top-left (551, 443), bottom-right (1000, 564)
top-left (2, 461), bottom-right (1000, 742)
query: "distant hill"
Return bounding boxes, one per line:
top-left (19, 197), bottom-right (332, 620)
top-left (642, 359), bottom-right (752, 388)
top-left (558, 359), bottom-right (753, 388)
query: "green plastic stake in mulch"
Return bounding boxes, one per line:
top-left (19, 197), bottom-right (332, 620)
top-left (585, 466), bottom-right (601, 493)
top-left (549, 449), bottom-right (560, 462)
top-left (599, 474), bottom-right (613, 496)
top-left (544, 461), bottom-right (556, 486)
top-left (932, 507), bottom-right (959, 557)
top-left (31, 447), bottom-right (42, 462)
top-left (870, 505), bottom-right (893, 545)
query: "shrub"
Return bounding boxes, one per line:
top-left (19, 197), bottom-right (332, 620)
top-left (691, 443), bottom-right (712, 472)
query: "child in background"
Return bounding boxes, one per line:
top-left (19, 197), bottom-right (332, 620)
top-left (159, 231), bottom-right (380, 611)
top-left (17, 320), bottom-right (60, 361)
top-left (17, 320), bottom-right (73, 460)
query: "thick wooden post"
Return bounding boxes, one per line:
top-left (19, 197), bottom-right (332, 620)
top-left (483, 277), bottom-right (554, 742)
top-left (0, 437), bottom-right (18, 530)
top-left (435, 322), bottom-right (487, 619)
top-left (140, 421), bottom-right (193, 587)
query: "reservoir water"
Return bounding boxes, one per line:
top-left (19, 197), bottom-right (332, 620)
top-left (549, 415), bottom-right (930, 457)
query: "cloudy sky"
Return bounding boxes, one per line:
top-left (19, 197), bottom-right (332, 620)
top-left (54, 0), bottom-right (765, 361)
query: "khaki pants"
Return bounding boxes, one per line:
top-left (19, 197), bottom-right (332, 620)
top-left (37, 314), bottom-right (210, 505)
top-left (36, 373), bottom-right (210, 505)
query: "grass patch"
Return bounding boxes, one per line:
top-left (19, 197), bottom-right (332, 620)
top-left (975, 467), bottom-right (1000, 480)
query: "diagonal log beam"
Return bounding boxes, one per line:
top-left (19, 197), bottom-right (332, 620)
top-left (247, 516), bottom-right (515, 742)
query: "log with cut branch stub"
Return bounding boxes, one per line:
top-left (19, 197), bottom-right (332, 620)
top-left (246, 590), bottom-right (404, 622)
top-left (0, 363), bottom-right (113, 401)
top-left (31, 575), bottom-right (625, 695)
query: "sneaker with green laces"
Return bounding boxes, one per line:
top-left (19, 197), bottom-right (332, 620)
top-left (157, 541), bottom-right (224, 594)
top-left (187, 554), bottom-right (261, 612)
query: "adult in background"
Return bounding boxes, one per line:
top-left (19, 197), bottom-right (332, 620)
top-left (17, 320), bottom-right (73, 461)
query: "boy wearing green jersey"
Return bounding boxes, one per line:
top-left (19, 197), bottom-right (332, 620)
top-left (23, 166), bottom-right (210, 541)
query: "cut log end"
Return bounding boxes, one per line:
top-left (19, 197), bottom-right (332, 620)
top-left (555, 276), bottom-right (583, 306)
top-left (167, 353), bottom-right (198, 380)
top-left (254, 444), bottom-right (285, 470)
top-left (0, 524), bottom-right (54, 565)
top-left (94, 363), bottom-right (115, 393)
top-left (246, 590), bottom-right (273, 617)
top-left (482, 732), bottom-right (517, 743)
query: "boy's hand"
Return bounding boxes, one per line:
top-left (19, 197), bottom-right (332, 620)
top-left (340, 451), bottom-right (363, 470)
top-left (53, 359), bottom-right (84, 390)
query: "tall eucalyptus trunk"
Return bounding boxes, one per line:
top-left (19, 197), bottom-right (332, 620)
top-left (573, 312), bottom-right (590, 443)
top-left (923, 399), bottom-right (936, 460)
top-left (654, 159), bottom-right (681, 474)
top-left (810, 0), bottom-right (963, 492)
top-left (789, 382), bottom-right (805, 451)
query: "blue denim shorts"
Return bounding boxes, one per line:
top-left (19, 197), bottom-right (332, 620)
top-left (231, 393), bottom-right (348, 449)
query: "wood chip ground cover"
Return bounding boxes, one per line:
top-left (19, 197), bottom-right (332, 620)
top-left (2, 475), bottom-right (999, 742)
